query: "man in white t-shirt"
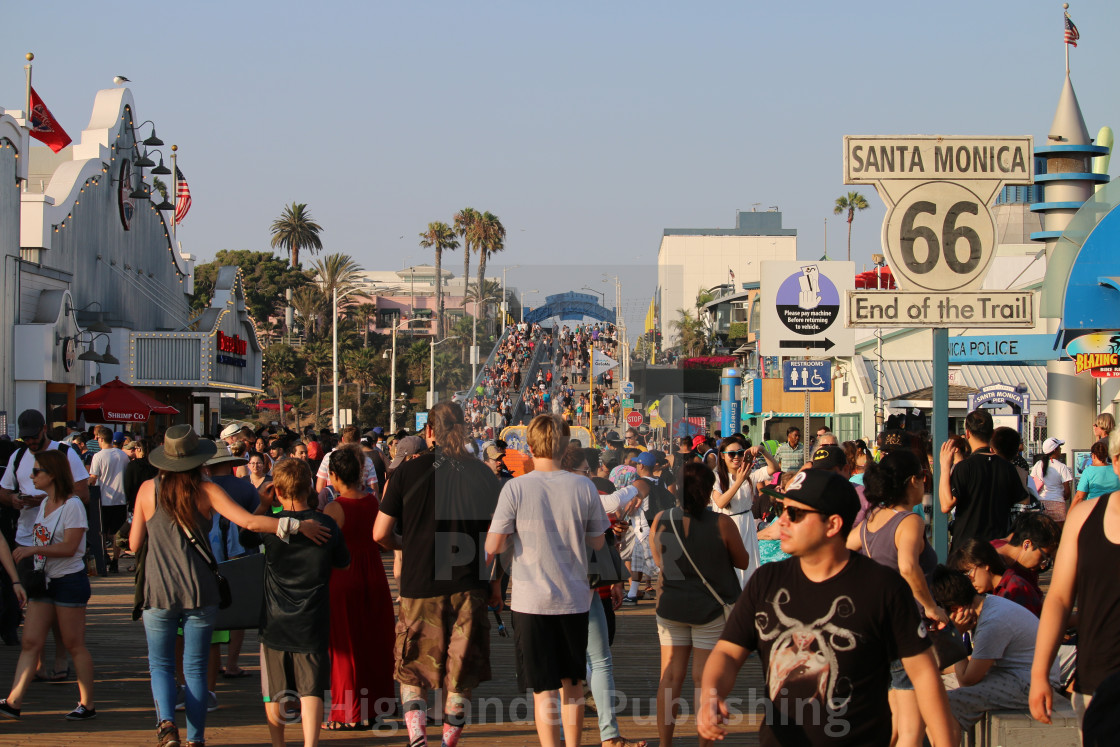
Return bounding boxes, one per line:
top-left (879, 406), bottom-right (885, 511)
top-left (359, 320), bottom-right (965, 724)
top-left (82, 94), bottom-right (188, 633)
top-left (88, 426), bottom-right (131, 573)
top-left (0, 409), bottom-right (90, 677)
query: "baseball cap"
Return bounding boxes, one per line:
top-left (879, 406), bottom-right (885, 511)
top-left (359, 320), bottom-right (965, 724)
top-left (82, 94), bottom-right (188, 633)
top-left (783, 469), bottom-right (860, 527)
top-left (811, 444), bottom-right (846, 471)
top-left (484, 444), bottom-right (505, 461)
top-left (632, 451), bottom-right (657, 469)
top-left (1042, 437), bottom-right (1065, 454)
top-left (17, 409), bottom-right (45, 439)
top-left (389, 436), bottom-right (427, 469)
top-left (604, 431), bottom-right (623, 444)
top-left (113, 431), bottom-right (127, 445)
top-left (691, 434), bottom-right (707, 450)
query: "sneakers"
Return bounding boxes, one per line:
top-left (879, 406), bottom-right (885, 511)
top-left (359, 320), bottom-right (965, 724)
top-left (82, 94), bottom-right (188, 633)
top-left (0, 698), bottom-right (20, 719)
top-left (157, 719), bottom-right (181, 747)
top-left (621, 596), bottom-right (638, 606)
top-left (174, 687), bottom-right (217, 713)
top-left (65, 703), bottom-right (97, 721)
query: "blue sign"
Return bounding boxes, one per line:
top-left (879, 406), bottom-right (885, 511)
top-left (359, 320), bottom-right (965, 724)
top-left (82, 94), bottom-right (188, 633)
top-left (782, 361), bottom-right (832, 392)
top-left (947, 334), bottom-right (1058, 364)
top-left (415, 412), bottom-right (428, 431)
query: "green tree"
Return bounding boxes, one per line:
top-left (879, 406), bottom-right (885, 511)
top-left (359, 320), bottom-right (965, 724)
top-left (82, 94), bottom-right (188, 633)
top-left (190, 250), bottom-right (311, 324)
top-left (418, 222), bottom-right (459, 339)
top-left (152, 177), bottom-right (168, 201)
top-left (670, 308), bottom-right (707, 357)
top-left (303, 341), bottom-right (332, 427)
top-left (695, 288), bottom-right (715, 322)
top-left (475, 212), bottom-right (506, 319)
top-left (344, 347), bottom-right (381, 411)
top-left (352, 303), bottom-right (379, 348)
top-left (290, 286), bottom-right (328, 339)
top-left (454, 207), bottom-right (482, 306)
top-left (270, 202), bottom-right (324, 269)
top-left (311, 253), bottom-right (363, 303)
top-left (833, 191), bottom-right (870, 262)
top-left (262, 343), bottom-right (301, 428)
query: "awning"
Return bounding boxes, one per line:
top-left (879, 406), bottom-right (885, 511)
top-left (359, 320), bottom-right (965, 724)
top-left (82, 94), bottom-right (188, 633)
top-left (76, 377), bottom-right (180, 423)
top-left (863, 359), bottom-right (1047, 403)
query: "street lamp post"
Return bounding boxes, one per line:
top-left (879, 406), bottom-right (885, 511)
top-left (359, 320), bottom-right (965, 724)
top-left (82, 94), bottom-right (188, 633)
top-left (501, 265), bottom-right (520, 336)
top-left (520, 289), bottom-right (539, 324)
top-left (602, 274), bottom-right (627, 382)
top-left (872, 253), bottom-right (886, 434)
top-left (331, 285), bottom-right (360, 433)
top-left (429, 336), bottom-right (461, 410)
top-left (581, 286), bottom-right (606, 305)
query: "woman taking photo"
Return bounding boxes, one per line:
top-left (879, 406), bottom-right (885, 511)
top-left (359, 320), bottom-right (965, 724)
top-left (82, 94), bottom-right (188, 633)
top-left (0, 450), bottom-right (96, 721)
top-left (846, 450), bottom-right (948, 747)
top-left (130, 425), bottom-right (328, 747)
top-left (651, 463), bottom-right (749, 747)
top-left (711, 436), bottom-right (775, 586)
top-left (321, 446), bottom-right (394, 730)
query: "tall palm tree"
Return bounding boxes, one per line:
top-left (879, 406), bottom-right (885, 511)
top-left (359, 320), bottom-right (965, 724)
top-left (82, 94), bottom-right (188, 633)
top-left (454, 207), bottom-right (482, 307)
top-left (303, 341), bottom-right (332, 426)
top-left (418, 221), bottom-right (459, 339)
top-left (833, 191), bottom-right (870, 262)
top-left (475, 211), bottom-right (506, 320)
top-left (311, 253), bottom-right (363, 305)
top-left (352, 302), bottom-right (379, 347)
top-left (344, 347), bottom-right (381, 410)
top-left (270, 203), bottom-right (324, 269)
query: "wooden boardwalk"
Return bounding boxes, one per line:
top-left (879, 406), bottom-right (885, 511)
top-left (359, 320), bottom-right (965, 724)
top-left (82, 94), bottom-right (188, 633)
top-left (0, 558), bottom-right (765, 746)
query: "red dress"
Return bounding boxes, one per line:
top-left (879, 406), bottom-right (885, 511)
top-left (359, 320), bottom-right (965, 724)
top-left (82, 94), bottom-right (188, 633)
top-left (328, 493), bottom-right (395, 723)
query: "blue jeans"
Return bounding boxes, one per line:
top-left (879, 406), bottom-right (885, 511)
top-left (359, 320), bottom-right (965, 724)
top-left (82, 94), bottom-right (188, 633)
top-left (586, 594), bottom-right (620, 741)
top-left (143, 606), bottom-right (217, 743)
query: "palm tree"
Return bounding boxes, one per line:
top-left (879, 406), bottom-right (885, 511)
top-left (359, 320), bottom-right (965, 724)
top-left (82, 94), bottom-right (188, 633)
top-left (475, 212), bottom-right (506, 318)
top-left (344, 347), bottom-right (381, 410)
top-left (833, 191), bottom-right (870, 262)
top-left (454, 207), bottom-right (482, 307)
top-left (311, 253), bottom-right (362, 300)
top-left (290, 286), bottom-right (328, 339)
top-left (270, 203), bottom-right (324, 269)
top-left (418, 222), bottom-right (459, 339)
top-left (303, 341), bottom-right (332, 426)
top-left (670, 308), bottom-right (706, 357)
top-left (695, 288), bottom-right (715, 322)
top-left (352, 302), bottom-right (378, 347)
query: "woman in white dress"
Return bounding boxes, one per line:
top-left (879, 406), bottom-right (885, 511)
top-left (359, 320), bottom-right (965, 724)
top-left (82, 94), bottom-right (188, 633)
top-left (710, 436), bottom-right (779, 587)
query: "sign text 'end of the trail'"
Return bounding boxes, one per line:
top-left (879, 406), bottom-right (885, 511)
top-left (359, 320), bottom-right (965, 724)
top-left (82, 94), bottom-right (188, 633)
top-left (847, 291), bottom-right (1034, 328)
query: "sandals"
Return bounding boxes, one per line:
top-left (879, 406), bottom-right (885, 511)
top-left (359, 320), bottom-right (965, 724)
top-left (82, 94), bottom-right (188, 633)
top-left (322, 721), bottom-right (367, 730)
top-left (34, 666), bottom-right (71, 683)
top-left (221, 669), bottom-right (251, 679)
top-left (603, 739), bottom-right (648, 747)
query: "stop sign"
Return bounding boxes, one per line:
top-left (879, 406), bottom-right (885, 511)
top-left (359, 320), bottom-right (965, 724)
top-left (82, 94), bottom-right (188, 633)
top-left (625, 411), bottom-right (643, 427)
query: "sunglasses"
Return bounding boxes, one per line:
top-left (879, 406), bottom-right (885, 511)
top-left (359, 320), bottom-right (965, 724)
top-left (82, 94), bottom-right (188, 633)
top-left (781, 505), bottom-right (823, 523)
top-left (30, 467), bottom-right (45, 476)
top-left (722, 450), bottom-right (746, 458)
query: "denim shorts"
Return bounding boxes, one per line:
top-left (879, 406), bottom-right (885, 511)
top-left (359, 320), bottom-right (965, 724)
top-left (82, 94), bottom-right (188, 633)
top-left (34, 570), bottom-right (91, 608)
top-left (889, 657), bottom-right (913, 691)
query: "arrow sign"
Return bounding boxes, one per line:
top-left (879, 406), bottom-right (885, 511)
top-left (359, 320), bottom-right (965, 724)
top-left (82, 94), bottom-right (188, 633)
top-left (780, 339), bottom-right (835, 351)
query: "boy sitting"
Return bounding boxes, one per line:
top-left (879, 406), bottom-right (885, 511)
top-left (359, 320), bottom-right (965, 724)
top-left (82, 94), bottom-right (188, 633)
top-left (257, 459), bottom-right (349, 747)
top-left (930, 565), bottom-right (1059, 730)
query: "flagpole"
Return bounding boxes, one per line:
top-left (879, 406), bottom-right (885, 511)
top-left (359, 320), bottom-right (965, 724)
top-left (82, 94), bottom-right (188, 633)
top-left (24, 53), bottom-right (33, 121)
top-left (171, 144), bottom-right (178, 241)
top-left (1064, 3), bottom-right (1070, 75)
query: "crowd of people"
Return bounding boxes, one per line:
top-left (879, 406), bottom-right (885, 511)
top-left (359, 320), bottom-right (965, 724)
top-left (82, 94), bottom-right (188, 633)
top-left (461, 323), bottom-right (547, 437)
top-left (0, 399), bottom-right (1118, 746)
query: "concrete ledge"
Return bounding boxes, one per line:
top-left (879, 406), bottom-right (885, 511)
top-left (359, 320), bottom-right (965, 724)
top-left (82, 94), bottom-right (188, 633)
top-left (973, 698), bottom-right (1080, 747)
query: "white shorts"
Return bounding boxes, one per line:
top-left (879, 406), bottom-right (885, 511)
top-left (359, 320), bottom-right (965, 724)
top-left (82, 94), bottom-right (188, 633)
top-left (655, 614), bottom-right (726, 650)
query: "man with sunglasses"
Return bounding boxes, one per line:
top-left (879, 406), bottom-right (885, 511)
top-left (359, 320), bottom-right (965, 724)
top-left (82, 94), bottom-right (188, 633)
top-left (698, 469), bottom-right (958, 746)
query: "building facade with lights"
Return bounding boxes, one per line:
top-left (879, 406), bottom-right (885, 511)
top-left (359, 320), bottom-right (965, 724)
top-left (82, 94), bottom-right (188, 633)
top-left (0, 87), bottom-right (261, 437)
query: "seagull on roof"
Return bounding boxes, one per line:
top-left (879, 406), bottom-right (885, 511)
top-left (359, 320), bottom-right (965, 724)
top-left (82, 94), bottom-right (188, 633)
top-left (113, 75), bottom-right (130, 85)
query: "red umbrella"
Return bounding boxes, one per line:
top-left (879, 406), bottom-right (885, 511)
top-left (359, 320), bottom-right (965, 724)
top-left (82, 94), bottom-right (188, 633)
top-left (76, 378), bottom-right (180, 423)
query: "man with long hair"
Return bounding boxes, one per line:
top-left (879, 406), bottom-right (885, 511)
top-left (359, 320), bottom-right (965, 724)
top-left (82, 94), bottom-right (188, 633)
top-left (374, 402), bottom-right (502, 747)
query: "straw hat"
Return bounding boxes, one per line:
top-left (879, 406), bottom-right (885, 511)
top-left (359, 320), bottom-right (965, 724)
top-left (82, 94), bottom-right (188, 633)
top-left (149, 425), bottom-right (218, 472)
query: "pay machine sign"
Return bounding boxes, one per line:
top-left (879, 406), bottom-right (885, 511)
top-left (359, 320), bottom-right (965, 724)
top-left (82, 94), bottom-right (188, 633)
top-left (760, 261), bottom-right (854, 357)
top-left (844, 136), bottom-right (1034, 326)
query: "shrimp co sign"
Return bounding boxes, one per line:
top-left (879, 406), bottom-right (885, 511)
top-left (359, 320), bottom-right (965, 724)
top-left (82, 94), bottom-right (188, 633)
top-left (1067, 333), bottom-right (1120, 378)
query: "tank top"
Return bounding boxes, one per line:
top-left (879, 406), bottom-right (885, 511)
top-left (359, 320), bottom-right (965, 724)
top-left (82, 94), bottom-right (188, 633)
top-left (143, 498), bottom-right (220, 611)
top-left (859, 509), bottom-right (937, 579)
top-left (655, 508), bottom-right (742, 625)
top-left (1075, 491), bottom-right (1120, 694)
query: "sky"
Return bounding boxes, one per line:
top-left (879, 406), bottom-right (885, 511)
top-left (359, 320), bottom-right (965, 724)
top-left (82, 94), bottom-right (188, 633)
top-left (5, 1), bottom-right (1119, 333)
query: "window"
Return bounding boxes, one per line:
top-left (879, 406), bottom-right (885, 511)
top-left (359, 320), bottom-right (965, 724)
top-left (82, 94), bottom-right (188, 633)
top-left (377, 309), bottom-right (401, 328)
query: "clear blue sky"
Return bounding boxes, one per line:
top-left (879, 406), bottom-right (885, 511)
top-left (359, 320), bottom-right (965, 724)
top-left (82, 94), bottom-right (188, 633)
top-left (5, 1), bottom-right (1118, 331)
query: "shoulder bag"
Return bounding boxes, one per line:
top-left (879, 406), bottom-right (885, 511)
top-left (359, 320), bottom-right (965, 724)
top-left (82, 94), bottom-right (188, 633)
top-left (668, 508), bottom-right (735, 620)
top-left (588, 525), bottom-right (626, 589)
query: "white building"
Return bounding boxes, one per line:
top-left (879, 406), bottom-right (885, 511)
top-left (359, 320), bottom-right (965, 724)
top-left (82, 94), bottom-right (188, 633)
top-left (657, 209), bottom-right (797, 348)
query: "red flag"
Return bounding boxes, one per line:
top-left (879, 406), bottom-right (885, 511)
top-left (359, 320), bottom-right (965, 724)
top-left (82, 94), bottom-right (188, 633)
top-left (174, 167), bottom-right (192, 224)
top-left (28, 87), bottom-right (72, 153)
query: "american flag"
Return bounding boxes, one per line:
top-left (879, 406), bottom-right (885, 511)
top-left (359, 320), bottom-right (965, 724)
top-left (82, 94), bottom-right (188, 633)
top-left (1064, 12), bottom-right (1079, 47)
top-left (174, 167), bottom-right (192, 224)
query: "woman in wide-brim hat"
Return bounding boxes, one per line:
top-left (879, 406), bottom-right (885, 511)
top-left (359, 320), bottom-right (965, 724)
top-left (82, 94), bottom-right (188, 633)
top-left (129, 425), bottom-right (331, 747)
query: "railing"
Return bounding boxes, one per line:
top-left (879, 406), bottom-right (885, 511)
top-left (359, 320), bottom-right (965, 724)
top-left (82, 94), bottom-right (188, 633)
top-left (510, 329), bottom-right (551, 425)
